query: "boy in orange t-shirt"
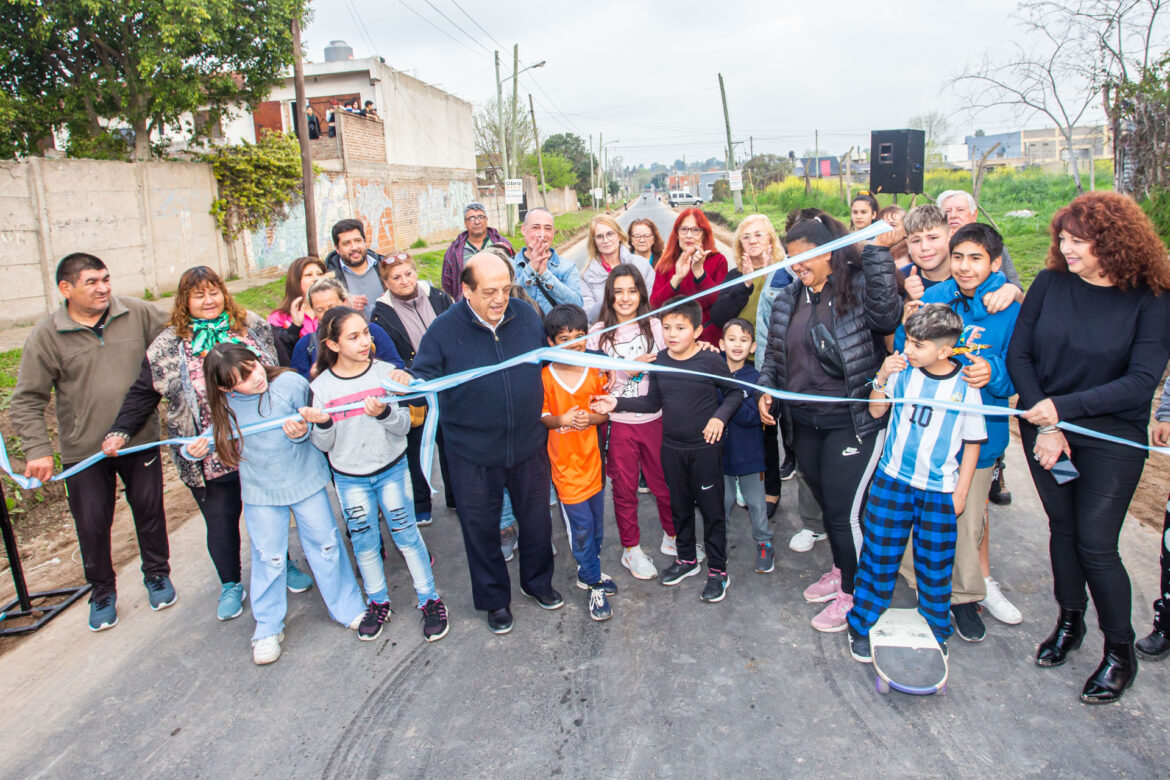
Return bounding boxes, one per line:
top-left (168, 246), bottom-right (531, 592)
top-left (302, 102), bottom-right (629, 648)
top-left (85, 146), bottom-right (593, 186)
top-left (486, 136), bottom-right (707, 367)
top-left (541, 305), bottom-right (613, 621)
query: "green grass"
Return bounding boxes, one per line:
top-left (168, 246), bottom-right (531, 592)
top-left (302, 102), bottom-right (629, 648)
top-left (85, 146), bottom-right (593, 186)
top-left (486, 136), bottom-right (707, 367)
top-left (410, 238), bottom-right (428, 249)
top-left (232, 278), bottom-right (286, 315)
top-left (0, 349), bottom-right (21, 388)
top-left (414, 250), bottom-right (443, 285)
top-left (706, 161), bottom-right (1118, 287)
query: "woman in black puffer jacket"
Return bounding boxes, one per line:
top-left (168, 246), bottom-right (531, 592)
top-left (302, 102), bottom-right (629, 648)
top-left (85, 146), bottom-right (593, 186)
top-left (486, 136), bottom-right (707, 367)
top-left (758, 212), bottom-right (901, 633)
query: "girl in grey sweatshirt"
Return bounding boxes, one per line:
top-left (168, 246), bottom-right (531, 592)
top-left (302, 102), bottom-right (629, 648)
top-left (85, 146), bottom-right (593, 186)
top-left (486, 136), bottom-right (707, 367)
top-left (304, 307), bottom-right (448, 643)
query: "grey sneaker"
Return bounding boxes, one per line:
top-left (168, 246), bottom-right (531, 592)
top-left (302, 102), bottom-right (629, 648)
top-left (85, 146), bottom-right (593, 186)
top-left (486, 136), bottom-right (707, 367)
top-left (144, 575), bottom-right (177, 610)
top-left (500, 525), bottom-right (518, 562)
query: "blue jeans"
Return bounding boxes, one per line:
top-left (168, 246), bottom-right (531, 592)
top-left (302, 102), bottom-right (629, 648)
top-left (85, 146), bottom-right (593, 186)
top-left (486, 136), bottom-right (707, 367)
top-left (333, 458), bottom-right (438, 608)
top-left (243, 489), bottom-right (365, 641)
top-left (559, 490), bottom-right (605, 585)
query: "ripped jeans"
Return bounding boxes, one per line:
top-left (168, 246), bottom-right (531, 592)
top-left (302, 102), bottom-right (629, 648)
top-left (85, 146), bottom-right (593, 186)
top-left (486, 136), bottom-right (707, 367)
top-left (333, 457), bottom-right (438, 608)
top-left (243, 489), bottom-right (365, 641)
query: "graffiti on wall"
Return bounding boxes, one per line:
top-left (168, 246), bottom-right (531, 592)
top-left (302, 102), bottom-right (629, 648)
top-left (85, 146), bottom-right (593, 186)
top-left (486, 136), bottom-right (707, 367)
top-left (251, 172), bottom-right (350, 269)
top-left (351, 179), bottom-right (395, 254)
top-left (416, 180), bottom-right (475, 240)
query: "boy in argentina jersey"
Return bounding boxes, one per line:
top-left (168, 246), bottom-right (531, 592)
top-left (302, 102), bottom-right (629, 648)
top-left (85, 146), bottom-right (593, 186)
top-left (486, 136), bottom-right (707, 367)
top-left (846, 304), bottom-right (986, 661)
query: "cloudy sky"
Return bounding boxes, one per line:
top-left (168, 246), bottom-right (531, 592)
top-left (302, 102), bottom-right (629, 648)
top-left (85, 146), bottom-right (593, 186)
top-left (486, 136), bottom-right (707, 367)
top-left (304, 0), bottom-right (1099, 167)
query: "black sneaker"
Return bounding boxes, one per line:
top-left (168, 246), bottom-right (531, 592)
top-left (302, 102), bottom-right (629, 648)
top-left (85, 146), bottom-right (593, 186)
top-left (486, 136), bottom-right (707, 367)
top-left (520, 587), bottom-right (564, 610)
top-left (421, 598), bottom-right (449, 642)
top-left (755, 542), bottom-right (775, 573)
top-left (951, 602), bottom-right (987, 642)
top-left (487, 606), bottom-right (513, 634)
top-left (1136, 628), bottom-right (1170, 660)
top-left (848, 627), bottom-right (872, 663)
top-left (588, 586), bottom-right (613, 621)
top-left (700, 569), bottom-right (729, 603)
top-left (660, 559), bottom-right (701, 586)
top-left (779, 451), bottom-right (797, 481)
top-left (637, 473), bottom-right (650, 494)
top-left (357, 600), bottom-right (392, 641)
top-left (988, 459), bottom-right (1012, 506)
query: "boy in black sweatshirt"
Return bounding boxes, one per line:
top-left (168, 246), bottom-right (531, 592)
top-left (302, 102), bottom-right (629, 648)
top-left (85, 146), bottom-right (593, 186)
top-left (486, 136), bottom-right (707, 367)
top-left (592, 297), bottom-right (743, 602)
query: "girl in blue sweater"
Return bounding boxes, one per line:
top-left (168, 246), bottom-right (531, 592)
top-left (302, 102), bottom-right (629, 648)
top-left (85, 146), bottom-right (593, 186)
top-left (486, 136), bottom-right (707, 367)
top-left (184, 343), bottom-right (365, 666)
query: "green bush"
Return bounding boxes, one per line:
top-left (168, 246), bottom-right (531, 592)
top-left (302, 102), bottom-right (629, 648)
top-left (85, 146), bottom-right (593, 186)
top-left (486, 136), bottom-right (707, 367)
top-left (1141, 191), bottom-right (1170, 247)
top-left (205, 132), bottom-right (306, 240)
top-left (411, 237), bottom-right (428, 249)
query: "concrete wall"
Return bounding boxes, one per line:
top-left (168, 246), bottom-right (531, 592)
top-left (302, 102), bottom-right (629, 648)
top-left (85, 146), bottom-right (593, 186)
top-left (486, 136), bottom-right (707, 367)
top-left (0, 158), bottom-right (233, 327)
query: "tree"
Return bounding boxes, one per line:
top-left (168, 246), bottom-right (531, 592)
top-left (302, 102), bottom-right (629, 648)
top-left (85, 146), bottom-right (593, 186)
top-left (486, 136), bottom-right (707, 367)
top-left (607, 180), bottom-right (620, 199)
top-left (949, 1), bottom-right (1164, 193)
top-left (541, 133), bottom-right (595, 195)
top-left (0, 0), bottom-right (308, 161)
top-left (519, 151), bottom-right (577, 190)
top-left (743, 153), bottom-right (793, 187)
top-left (908, 111), bottom-right (954, 169)
top-left (473, 97), bottom-right (534, 178)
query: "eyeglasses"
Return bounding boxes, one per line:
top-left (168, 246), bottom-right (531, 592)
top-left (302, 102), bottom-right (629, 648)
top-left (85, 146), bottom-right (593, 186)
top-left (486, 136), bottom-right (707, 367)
top-left (630, 233), bottom-right (653, 241)
top-left (595, 231), bottom-right (618, 242)
top-left (741, 232), bottom-right (768, 243)
top-left (465, 215), bottom-right (487, 222)
top-left (678, 227), bottom-right (704, 236)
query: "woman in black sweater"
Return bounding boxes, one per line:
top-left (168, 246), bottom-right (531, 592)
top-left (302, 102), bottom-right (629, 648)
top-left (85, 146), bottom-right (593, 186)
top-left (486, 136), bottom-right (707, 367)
top-left (1007, 191), bottom-right (1170, 704)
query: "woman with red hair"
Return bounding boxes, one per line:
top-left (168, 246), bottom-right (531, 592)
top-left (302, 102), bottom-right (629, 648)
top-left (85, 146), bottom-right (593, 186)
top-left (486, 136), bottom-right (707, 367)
top-left (651, 208), bottom-right (729, 344)
top-left (1008, 191), bottom-right (1170, 704)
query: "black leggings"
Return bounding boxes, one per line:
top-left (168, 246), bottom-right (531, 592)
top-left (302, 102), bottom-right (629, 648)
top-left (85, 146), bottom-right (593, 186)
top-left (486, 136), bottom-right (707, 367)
top-left (1020, 425), bottom-right (1146, 644)
top-left (792, 419), bottom-right (881, 594)
top-left (189, 471), bottom-right (243, 585)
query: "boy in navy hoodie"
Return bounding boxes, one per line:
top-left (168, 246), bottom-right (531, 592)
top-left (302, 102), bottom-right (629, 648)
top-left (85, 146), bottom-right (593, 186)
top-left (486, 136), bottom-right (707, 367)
top-left (720, 318), bottom-right (773, 573)
top-left (896, 222), bottom-right (1021, 641)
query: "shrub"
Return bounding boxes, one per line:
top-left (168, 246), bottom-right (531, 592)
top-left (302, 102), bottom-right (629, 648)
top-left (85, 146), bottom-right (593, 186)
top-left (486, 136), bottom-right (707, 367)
top-left (205, 131), bottom-right (306, 240)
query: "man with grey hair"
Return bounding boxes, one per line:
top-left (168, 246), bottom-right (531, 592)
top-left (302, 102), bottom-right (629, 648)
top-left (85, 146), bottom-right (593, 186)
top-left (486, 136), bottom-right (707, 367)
top-left (514, 207), bottom-right (584, 314)
top-left (441, 201), bottom-right (513, 301)
top-left (937, 190), bottom-right (1022, 291)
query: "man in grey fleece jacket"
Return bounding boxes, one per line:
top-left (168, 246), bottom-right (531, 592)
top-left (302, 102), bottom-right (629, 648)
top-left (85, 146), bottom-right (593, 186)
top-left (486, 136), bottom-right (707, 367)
top-left (11, 253), bottom-right (172, 630)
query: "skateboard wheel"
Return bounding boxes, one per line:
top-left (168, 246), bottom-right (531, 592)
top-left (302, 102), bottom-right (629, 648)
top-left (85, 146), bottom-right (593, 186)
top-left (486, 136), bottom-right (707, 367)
top-left (875, 676), bottom-right (890, 694)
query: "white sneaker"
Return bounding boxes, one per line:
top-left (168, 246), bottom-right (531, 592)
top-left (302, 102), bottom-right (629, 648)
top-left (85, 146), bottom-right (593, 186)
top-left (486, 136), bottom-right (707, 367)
top-left (661, 533), bottom-right (677, 557)
top-left (659, 534), bottom-right (705, 562)
top-left (252, 632), bottom-right (284, 665)
top-left (621, 546), bottom-right (658, 580)
top-left (347, 613), bottom-right (363, 630)
top-left (735, 482), bottom-right (746, 508)
top-left (980, 577), bottom-right (1023, 625)
top-left (788, 528), bottom-right (827, 553)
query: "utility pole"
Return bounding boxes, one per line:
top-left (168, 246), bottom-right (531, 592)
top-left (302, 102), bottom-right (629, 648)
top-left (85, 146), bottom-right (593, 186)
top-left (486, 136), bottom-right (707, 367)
top-left (528, 94), bottom-right (547, 209)
top-left (510, 45), bottom-right (520, 227)
top-left (750, 135), bottom-right (754, 159)
top-left (589, 134), bottom-right (595, 211)
top-left (291, 13), bottom-right (317, 255)
top-left (718, 73), bottom-right (743, 213)
top-left (599, 132), bottom-right (604, 208)
top-left (814, 129), bottom-right (819, 183)
top-left (494, 50), bottom-right (511, 233)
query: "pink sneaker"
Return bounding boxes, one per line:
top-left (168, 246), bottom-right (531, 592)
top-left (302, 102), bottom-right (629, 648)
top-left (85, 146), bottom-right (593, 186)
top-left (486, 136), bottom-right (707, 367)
top-left (811, 590), bottom-right (853, 633)
top-left (802, 566), bottom-right (842, 603)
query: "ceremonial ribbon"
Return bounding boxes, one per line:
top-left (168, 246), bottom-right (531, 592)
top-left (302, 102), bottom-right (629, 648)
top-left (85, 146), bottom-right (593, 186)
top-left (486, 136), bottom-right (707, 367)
top-left (6, 220), bottom-right (1167, 494)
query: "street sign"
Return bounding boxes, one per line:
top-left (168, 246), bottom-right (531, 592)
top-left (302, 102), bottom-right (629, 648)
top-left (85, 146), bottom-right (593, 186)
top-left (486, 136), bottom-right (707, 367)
top-left (591, 187), bottom-right (604, 200)
top-left (504, 179), bottom-right (524, 205)
top-left (729, 170), bottom-right (743, 191)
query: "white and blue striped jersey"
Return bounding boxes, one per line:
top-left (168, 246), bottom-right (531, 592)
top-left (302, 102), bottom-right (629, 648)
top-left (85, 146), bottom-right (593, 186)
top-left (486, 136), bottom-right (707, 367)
top-left (878, 363), bottom-right (987, 493)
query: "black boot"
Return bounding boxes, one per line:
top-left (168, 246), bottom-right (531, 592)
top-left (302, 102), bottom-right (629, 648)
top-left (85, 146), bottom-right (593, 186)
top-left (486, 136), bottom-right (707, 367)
top-left (988, 458), bottom-right (1012, 506)
top-left (1136, 600), bottom-right (1170, 660)
top-left (1035, 608), bottom-right (1086, 667)
top-left (1081, 640), bottom-right (1138, 704)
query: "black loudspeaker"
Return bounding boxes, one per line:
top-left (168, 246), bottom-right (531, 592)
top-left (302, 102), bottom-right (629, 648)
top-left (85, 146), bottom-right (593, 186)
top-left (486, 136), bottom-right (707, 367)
top-left (869, 129), bottom-right (925, 194)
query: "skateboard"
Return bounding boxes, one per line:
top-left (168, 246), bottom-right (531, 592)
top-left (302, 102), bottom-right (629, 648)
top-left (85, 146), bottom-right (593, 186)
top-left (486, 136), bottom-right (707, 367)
top-left (869, 607), bottom-right (948, 695)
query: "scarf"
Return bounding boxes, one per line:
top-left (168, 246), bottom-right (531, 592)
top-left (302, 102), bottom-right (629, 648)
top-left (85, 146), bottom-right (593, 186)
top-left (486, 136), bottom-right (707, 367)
top-left (190, 311), bottom-right (242, 356)
top-left (388, 284), bottom-right (437, 352)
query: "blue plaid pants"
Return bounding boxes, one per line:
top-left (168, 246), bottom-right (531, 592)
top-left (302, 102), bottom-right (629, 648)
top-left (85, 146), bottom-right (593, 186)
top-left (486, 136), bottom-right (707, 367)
top-left (848, 471), bottom-right (957, 641)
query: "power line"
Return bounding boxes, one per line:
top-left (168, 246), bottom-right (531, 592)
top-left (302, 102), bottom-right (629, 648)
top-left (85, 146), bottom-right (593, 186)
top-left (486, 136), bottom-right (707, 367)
top-left (396, 0), bottom-right (486, 59)
top-left (421, 0), bottom-right (493, 57)
top-left (449, 0), bottom-right (508, 51)
top-left (343, 0), bottom-right (380, 60)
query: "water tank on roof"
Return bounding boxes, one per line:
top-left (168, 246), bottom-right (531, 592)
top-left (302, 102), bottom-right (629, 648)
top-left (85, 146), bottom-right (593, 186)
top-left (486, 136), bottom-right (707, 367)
top-left (324, 40), bottom-right (354, 62)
